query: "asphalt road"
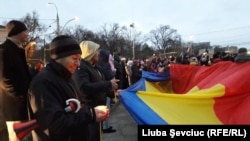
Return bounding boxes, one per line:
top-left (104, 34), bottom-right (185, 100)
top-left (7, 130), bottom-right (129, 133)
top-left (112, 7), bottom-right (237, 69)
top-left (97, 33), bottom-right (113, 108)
top-left (102, 101), bottom-right (138, 141)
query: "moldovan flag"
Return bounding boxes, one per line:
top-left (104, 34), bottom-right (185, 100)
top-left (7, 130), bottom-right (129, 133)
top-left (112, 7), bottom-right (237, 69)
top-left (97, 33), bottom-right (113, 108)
top-left (120, 61), bottom-right (250, 125)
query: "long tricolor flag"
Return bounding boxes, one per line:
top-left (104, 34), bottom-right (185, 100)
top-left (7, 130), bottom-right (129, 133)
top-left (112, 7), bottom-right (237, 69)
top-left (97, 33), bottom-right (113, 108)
top-left (120, 61), bottom-right (250, 125)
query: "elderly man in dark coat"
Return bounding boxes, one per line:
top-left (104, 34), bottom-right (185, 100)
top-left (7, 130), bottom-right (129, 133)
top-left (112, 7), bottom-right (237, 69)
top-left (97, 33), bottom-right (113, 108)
top-left (0, 20), bottom-right (31, 141)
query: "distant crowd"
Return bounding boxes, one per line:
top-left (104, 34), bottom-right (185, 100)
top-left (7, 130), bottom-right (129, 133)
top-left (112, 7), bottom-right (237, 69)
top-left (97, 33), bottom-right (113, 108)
top-left (1, 19), bottom-right (249, 141)
top-left (110, 47), bottom-right (250, 88)
top-left (29, 47), bottom-right (250, 91)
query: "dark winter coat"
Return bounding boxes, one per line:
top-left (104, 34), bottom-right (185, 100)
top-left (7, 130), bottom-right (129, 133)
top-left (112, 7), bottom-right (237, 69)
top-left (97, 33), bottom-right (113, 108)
top-left (97, 49), bottom-right (115, 80)
top-left (234, 54), bottom-right (250, 63)
top-left (73, 60), bottom-right (112, 107)
top-left (131, 64), bottom-right (142, 84)
top-left (114, 54), bottom-right (123, 89)
top-left (29, 59), bottom-right (94, 141)
top-left (97, 49), bottom-right (116, 98)
top-left (0, 39), bottom-right (32, 121)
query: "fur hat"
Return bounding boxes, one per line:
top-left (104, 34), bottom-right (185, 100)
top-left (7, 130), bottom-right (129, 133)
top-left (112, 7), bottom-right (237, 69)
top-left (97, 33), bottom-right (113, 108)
top-left (50, 35), bottom-right (82, 60)
top-left (80, 41), bottom-right (100, 61)
top-left (6, 20), bottom-right (27, 37)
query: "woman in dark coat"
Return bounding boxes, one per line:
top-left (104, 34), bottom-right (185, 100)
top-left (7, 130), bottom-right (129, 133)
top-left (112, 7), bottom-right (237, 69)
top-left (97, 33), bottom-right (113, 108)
top-left (131, 60), bottom-right (142, 84)
top-left (96, 49), bottom-right (116, 133)
top-left (73, 41), bottom-right (118, 141)
top-left (28, 35), bottom-right (109, 141)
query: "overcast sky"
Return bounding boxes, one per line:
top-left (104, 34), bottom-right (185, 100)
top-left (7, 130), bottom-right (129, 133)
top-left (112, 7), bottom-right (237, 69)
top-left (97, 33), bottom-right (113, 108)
top-left (1, 0), bottom-right (250, 48)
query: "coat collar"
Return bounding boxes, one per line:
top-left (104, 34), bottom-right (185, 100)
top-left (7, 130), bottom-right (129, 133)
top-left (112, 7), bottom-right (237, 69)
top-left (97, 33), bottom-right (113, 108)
top-left (47, 59), bottom-right (72, 79)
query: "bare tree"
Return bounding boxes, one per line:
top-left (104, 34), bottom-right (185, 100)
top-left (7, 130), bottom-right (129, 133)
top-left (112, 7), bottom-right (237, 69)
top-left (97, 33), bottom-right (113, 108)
top-left (21, 11), bottom-right (47, 63)
top-left (97, 23), bottom-right (127, 54)
top-left (22, 11), bottom-right (46, 44)
top-left (120, 24), bottom-right (146, 58)
top-left (64, 25), bottom-right (97, 43)
top-left (149, 25), bottom-right (181, 53)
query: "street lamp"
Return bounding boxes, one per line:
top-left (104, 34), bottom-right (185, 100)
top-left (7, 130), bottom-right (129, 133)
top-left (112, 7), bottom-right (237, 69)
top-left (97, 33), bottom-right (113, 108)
top-left (43, 38), bottom-right (51, 64)
top-left (48, 2), bottom-right (60, 35)
top-left (130, 23), bottom-right (135, 59)
top-left (42, 24), bottom-right (54, 64)
top-left (61, 16), bottom-right (79, 34)
top-left (43, 34), bottom-right (52, 64)
top-left (42, 15), bottom-right (78, 64)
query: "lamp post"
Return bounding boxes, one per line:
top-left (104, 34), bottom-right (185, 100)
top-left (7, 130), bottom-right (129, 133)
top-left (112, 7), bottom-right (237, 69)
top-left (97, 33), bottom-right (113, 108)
top-left (61, 16), bottom-right (79, 34)
top-left (48, 2), bottom-right (60, 35)
top-left (42, 24), bottom-right (53, 64)
top-left (130, 23), bottom-right (135, 59)
top-left (43, 38), bottom-right (50, 64)
top-left (43, 34), bottom-right (51, 65)
top-left (42, 15), bottom-right (78, 64)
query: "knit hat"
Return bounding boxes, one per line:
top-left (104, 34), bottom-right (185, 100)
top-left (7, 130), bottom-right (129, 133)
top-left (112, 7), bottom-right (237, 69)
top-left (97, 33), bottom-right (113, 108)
top-left (238, 48), bottom-right (247, 54)
top-left (80, 41), bottom-right (100, 61)
top-left (50, 35), bottom-right (82, 60)
top-left (6, 20), bottom-right (27, 37)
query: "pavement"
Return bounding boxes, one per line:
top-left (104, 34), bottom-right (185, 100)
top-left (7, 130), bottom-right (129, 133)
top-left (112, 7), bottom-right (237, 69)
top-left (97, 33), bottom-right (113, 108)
top-left (102, 99), bottom-right (138, 141)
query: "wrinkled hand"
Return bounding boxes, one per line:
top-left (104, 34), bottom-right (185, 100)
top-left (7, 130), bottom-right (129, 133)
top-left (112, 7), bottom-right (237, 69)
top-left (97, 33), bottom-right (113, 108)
top-left (115, 89), bottom-right (124, 96)
top-left (110, 78), bottom-right (119, 90)
top-left (94, 105), bottom-right (110, 122)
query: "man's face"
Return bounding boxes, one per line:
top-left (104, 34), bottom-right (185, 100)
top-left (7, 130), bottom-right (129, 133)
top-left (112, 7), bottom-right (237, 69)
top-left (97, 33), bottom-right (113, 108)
top-left (57, 54), bottom-right (81, 74)
top-left (18, 30), bottom-right (29, 43)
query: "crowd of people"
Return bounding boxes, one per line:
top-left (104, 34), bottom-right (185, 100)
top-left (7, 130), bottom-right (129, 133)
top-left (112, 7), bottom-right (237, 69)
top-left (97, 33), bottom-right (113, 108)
top-left (1, 20), bottom-right (249, 141)
top-left (120, 47), bottom-right (250, 83)
top-left (0, 20), bottom-right (117, 141)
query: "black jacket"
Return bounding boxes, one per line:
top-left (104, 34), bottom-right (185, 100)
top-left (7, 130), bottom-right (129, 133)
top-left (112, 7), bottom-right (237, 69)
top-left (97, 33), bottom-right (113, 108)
top-left (73, 60), bottom-right (112, 107)
top-left (0, 39), bottom-right (31, 120)
top-left (97, 49), bottom-right (115, 80)
top-left (97, 49), bottom-right (116, 98)
top-left (114, 54), bottom-right (123, 89)
top-left (131, 64), bottom-right (142, 84)
top-left (0, 39), bottom-right (31, 97)
top-left (29, 59), bottom-right (94, 141)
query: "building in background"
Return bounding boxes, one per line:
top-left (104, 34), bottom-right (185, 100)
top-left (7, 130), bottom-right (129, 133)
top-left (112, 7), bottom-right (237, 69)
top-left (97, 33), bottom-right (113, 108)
top-left (0, 25), bottom-right (6, 44)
